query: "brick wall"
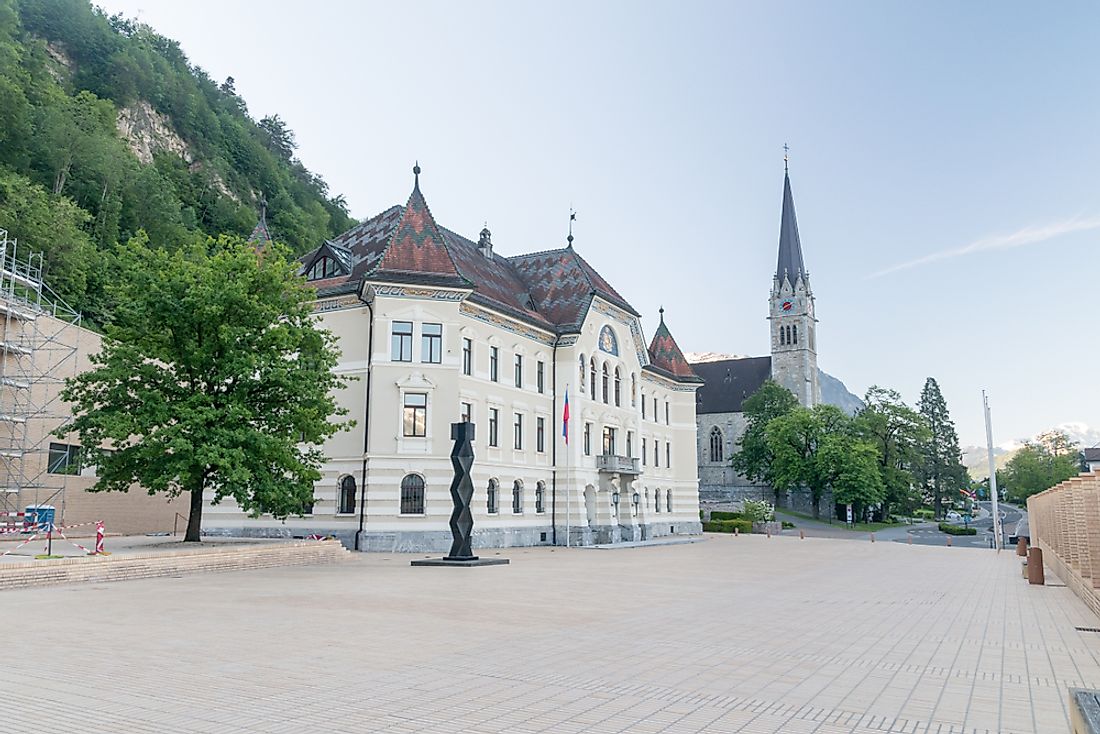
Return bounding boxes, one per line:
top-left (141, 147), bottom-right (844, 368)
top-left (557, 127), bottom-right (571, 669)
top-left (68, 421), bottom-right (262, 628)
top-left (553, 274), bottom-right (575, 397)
top-left (1027, 470), bottom-right (1100, 618)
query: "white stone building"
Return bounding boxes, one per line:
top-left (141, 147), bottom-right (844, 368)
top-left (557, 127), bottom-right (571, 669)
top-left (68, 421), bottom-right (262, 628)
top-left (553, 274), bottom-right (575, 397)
top-left (204, 166), bottom-right (703, 550)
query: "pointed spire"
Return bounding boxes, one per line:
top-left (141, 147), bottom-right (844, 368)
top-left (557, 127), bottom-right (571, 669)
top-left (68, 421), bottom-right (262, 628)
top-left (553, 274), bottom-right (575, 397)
top-left (247, 194), bottom-right (272, 249)
top-left (776, 164), bottom-right (806, 287)
top-left (647, 308), bottom-right (700, 382)
top-left (373, 164), bottom-right (462, 281)
top-left (659, 305), bottom-right (665, 324)
top-left (413, 160), bottom-right (421, 190)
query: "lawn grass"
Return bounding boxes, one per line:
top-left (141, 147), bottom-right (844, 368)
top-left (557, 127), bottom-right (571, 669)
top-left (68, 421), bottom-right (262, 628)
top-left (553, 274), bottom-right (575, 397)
top-left (775, 507), bottom-right (912, 533)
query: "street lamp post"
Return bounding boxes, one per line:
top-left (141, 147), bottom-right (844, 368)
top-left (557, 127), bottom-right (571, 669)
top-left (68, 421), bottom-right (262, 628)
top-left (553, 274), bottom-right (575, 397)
top-left (983, 390), bottom-right (1003, 551)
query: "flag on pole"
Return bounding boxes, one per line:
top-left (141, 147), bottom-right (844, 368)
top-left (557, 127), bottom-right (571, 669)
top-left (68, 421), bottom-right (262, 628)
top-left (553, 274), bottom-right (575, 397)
top-left (562, 388), bottom-right (570, 444)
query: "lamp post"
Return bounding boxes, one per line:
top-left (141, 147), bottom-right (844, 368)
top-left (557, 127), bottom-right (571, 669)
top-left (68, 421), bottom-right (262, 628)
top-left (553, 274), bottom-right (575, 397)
top-left (983, 391), bottom-right (1003, 551)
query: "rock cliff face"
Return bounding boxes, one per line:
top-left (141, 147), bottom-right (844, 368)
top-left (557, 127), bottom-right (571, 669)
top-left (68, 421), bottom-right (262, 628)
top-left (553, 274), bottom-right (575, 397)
top-left (116, 100), bottom-right (193, 165)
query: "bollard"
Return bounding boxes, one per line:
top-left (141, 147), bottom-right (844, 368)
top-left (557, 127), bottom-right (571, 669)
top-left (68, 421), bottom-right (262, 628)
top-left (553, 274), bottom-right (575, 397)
top-left (1016, 537), bottom-right (1027, 557)
top-left (1027, 547), bottom-right (1045, 585)
top-left (94, 521), bottom-right (104, 555)
top-left (907, 534), bottom-right (912, 545)
top-left (734, 527), bottom-right (739, 537)
top-left (799, 529), bottom-right (804, 540)
top-left (947, 535), bottom-right (952, 547)
top-left (870, 532), bottom-right (875, 543)
top-left (766, 526), bottom-right (771, 538)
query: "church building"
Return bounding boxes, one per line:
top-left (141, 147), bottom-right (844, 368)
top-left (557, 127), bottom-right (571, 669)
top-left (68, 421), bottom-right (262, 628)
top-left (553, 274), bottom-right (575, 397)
top-left (204, 166), bottom-right (704, 549)
top-left (694, 164), bottom-right (829, 515)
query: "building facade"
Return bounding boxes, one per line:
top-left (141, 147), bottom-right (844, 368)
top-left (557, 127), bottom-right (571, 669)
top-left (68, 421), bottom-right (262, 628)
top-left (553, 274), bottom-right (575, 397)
top-left (204, 167), bottom-right (703, 550)
top-left (694, 166), bottom-right (832, 516)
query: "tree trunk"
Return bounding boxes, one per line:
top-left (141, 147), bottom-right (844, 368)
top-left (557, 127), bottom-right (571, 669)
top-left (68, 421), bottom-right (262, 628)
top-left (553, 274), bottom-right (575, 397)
top-left (812, 491), bottom-right (821, 519)
top-left (185, 486), bottom-right (204, 542)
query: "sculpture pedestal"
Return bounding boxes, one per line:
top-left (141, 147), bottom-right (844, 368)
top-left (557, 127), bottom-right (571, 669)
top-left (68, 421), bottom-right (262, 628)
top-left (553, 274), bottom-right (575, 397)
top-left (411, 556), bottom-right (510, 567)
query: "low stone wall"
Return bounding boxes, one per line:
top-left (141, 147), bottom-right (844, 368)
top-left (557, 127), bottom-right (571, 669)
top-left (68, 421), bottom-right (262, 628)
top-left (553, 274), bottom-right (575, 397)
top-left (0, 539), bottom-right (349, 591)
top-left (1028, 470), bottom-right (1100, 618)
top-left (700, 484), bottom-right (835, 520)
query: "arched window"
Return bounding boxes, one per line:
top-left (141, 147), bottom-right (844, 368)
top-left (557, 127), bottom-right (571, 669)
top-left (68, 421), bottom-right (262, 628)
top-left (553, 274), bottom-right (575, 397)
top-left (780, 325), bottom-right (786, 345)
top-left (578, 355), bottom-right (586, 392)
top-left (487, 479), bottom-right (499, 514)
top-left (654, 488), bottom-right (661, 513)
top-left (338, 475), bottom-right (356, 514)
top-left (512, 480), bottom-right (523, 514)
top-left (631, 374), bottom-right (637, 407)
top-left (709, 427), bottom-right (724, 463)
top-left (535, 481), bottom-right (545, 513)
top-left (589, 358), bottom-right (597, 397)
top-left (792, 324), bottom-right (797, 344)
top-left (400, 474), bottom-right (425, 515)
top-left (613, 367), bottom-right (621, 407)
top-left (666, 489), bottom-right (672, 513)
top-left (601, 363), bottom-right (609, 404)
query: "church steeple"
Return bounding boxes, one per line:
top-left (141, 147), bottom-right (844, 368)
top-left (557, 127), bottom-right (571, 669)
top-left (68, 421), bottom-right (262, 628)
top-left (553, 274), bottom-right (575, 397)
top-left (776, 170), bottom-right (806, 289)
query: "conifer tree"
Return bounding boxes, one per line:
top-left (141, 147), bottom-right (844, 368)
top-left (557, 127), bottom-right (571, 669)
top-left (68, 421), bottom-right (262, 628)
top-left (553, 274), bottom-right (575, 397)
top-left (916, 377), bottom-right (967, 518)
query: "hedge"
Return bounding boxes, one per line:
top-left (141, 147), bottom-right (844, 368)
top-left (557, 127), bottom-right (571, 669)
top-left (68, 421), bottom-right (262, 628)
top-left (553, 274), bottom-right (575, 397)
top-left (938, 522), bottom-right (977, 536)
top-left (703, 519), bottom-right (754, 534)
top-left (710, 511), bottom-right (745, 521)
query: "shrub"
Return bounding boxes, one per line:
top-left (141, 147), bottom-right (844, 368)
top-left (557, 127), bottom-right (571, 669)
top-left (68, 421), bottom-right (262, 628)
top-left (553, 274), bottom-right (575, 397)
top-left (938, 522), bottom-right (977, 536)
top-left (781, 521), bottom-right (795, 529)
top-left (703, 519), bottom-right (754, 534)
top-left (710, 510), bottom-right (745, 521)
top-left (914, 509), bottom-right (934, 520)
top-left (741, 499), bottom-right (775, 522)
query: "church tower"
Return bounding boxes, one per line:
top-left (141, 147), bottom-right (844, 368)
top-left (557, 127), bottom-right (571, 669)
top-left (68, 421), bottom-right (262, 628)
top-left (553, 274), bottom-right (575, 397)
top-left (769, 160), bottom-right (820, 406)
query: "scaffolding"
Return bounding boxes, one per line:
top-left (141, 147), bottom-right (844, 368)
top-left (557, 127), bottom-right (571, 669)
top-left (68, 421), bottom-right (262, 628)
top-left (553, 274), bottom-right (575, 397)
top-left (0, 228), bottom-right (82, 519)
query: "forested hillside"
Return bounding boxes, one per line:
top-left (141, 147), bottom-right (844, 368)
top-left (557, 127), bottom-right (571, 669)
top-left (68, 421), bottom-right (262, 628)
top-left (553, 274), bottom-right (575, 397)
top-left (0, 0), bottom-right (354, 324)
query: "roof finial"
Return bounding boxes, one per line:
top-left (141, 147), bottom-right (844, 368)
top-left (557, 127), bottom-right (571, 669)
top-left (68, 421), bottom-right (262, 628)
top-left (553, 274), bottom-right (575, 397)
top-left (413, 160), bottom-right (421, 189)
top-left (659, 305), bottom-right (665, 324)
top-left (783, 143), bottom-right (789, 173)
top-left (567, 208), bottom-right (576, 247)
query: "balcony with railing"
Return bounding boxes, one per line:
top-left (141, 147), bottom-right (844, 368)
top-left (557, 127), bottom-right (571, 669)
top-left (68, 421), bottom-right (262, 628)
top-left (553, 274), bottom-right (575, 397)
top-left (596, 454), bottom-right (640, 475)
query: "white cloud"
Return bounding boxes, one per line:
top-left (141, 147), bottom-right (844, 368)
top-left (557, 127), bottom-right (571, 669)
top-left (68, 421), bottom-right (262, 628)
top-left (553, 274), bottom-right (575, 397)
top-left (868, 215), bottom-right (1100, 279)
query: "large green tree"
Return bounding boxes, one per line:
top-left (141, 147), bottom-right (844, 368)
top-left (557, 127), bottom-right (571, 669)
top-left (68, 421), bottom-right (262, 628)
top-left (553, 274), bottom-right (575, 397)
top-left (855, 386), bottom-right (928, 520)
top-left (60, 234), bottom-right (352, 541)
top-left (765, 403), bottom-right (882, 518)
top-left (730, 379), bottom-right (798, 502)
top-left (998, 429), bottom-right (1080, 502)
top-left (916, 377), bottom-right (968, 518)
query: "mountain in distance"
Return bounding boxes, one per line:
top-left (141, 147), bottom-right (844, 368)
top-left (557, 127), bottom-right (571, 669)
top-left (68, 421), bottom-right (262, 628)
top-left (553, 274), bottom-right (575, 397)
top-left (963, 422), bottom-right (1099, 479)
top-left (684, 352), bottom-right (864, 416)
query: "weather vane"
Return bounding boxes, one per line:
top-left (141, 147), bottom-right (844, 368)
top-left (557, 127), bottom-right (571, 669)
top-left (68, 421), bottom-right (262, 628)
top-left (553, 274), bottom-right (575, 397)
top-left (783, 143), bottom-right (790, 172)
top-left (567, 208), bottom-right (576, 247)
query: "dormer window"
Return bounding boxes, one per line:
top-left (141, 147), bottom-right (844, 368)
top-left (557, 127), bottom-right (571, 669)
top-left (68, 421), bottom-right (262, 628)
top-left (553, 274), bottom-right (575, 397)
top-left (306, 256), bottom-right (339, 281)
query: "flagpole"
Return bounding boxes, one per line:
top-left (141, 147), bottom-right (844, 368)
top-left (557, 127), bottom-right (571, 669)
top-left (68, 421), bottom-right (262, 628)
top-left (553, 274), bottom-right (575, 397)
top-left (565, 383), bottom-right (571, 548)
top-left (983, 390), bottom-right (1003, 551)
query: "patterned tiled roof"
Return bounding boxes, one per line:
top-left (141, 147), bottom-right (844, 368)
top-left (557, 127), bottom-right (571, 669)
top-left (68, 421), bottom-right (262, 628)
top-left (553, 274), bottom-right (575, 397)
top-left (300, 170), bottom-right (645, 338)
top-left (247, 210), bottom-right (273, 248)
top-left (646, 311), bottom-right (701, 382)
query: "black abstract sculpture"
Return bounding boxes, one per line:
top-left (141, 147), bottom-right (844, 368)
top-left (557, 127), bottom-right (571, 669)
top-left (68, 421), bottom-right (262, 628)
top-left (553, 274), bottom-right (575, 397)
top-left (446, 421), bottom-right (476, 560)
top-left (411, 421), bottom-right (509, 567)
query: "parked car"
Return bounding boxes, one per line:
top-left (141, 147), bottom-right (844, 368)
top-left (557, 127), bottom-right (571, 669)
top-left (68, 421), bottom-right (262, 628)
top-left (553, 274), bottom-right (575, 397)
top-left (945, 511), bottom-right (963, 523)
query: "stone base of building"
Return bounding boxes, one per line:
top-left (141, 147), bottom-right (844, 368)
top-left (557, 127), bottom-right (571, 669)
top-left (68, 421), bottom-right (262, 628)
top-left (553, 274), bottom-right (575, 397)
top-left (700, 484), bottom-right (836, 521)
top-left (205, 521), bottom-right (702, 552)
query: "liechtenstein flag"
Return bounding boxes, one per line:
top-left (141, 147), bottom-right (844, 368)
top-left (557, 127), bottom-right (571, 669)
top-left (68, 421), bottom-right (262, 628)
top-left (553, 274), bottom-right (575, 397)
top-left (562, 388), bottom-right (570, 444)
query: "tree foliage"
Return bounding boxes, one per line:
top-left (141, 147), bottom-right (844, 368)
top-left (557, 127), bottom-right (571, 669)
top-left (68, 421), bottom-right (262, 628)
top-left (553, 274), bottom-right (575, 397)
top-left (0, 0), bottom-right (353, 324)
top-left (854, 386), bottom-right (929, 520)
top-left (915, 377), bottom-right (968, 518)
top-left (59, 234), bottom-right (353, 541)
top-left (998, 429), bottom-right (1080, 502)
top-left (730, 380), bottom-right (798, 497)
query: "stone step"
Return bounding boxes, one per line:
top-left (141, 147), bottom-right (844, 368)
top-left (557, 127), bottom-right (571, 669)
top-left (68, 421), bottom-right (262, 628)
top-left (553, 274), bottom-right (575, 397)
top-left (0, 540), bottom-right (350, 590)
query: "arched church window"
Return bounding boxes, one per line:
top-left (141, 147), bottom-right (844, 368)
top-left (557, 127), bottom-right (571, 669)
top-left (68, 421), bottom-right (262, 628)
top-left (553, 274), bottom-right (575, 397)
top-left (589, 358), bottom-right (597, 397)
top-left (780, 326), bottom-right (785, 345)
top-left (709, 427), bottom-right (723, 463)
top-left (613, 368), bottom-right (621, 407)
top-left (601, 363), bottom-right (609, 404)
top-left (792, 324), bottom-right (797, 344)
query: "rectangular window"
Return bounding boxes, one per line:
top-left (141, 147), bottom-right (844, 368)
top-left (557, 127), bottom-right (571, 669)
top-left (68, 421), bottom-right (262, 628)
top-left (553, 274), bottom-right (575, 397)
top-left (514, 354), bottom-right (523, 388)
top-left (47, 442), bottom-right (82, 475)
top-left (666, 442), bottom-right (671, 468)
top-left (626, 431), bottom-right (633, 458)
top-left (462, 337), bottom-right (472, 375)
top-left (665, 401), bottom-right (670, 425)
top-left (488, 408), bottom-right (499, 447)
top-left (490, 346), bottom-right (499, 382)
top-left (602, 426), bottom-right (616, 456)
top-left (654, 440), bottom-right (660, 467)
top-left (421, 323), bottom-right (442, 364)
top-left (641, 393), bottom-right (646, 419)
top-left (653, 397), bottom-right (658, 422)
top-left (642, 438), bottom-right (647, 466)
top-left (536, 417), bottom-right (545, 453)
top-left (583, 422), bottom-right (592, 456)
top-left (461, 401), bottom-right (472, 424)
top-left (536, 361), bottom-right (545, 394)
top-left (514, 413), bottom-right (524, 450)
top-left (391, 321), bottom-right (413, 362)
top-left (402, 393), bottom-right (427, 437)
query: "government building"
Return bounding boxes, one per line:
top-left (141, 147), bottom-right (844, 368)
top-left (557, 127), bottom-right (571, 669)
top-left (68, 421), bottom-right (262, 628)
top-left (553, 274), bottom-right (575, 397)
top-left (204, 166), bottom-right (704, 549)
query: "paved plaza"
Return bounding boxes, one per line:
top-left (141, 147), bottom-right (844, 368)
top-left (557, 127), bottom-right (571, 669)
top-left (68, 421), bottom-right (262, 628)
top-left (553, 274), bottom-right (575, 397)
top-left (3, 535), bottom-right (1100, 733)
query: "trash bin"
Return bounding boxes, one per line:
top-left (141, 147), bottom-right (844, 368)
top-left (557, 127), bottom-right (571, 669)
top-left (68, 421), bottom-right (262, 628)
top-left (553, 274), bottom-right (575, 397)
top-left (24, 504), bottom-right (55, 532)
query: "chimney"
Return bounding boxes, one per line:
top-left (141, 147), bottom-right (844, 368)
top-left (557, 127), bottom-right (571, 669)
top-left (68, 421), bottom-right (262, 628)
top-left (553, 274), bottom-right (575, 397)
top-left (478, 226), bottom-right (493, 259)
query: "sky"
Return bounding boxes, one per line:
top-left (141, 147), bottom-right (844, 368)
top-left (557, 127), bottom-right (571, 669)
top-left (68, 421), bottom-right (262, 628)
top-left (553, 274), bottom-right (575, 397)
top-left (93, 0), bottom-right (1099, 448)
